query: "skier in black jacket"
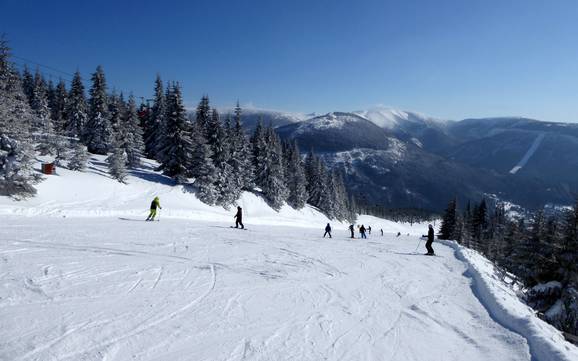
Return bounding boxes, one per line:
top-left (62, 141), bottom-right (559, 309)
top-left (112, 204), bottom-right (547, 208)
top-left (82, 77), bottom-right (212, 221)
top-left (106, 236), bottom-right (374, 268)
top-left (425, 224), bottom-right (435, 255)
top-left (234, 206), bottom-right (244, 229)
top-left (359, 224), bottom-right (367, 239)
top-left (323, 223), bottom-right (332, 238)
top-left (349, 224), bottom-right (355, 238)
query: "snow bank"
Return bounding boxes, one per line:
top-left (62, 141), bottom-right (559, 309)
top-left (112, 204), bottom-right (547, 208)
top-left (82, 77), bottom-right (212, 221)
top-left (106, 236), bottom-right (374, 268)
top-left (439, 239), bottom-right (578, 361)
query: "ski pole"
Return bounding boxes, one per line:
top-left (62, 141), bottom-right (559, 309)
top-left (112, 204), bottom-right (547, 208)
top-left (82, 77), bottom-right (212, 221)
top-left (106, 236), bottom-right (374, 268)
top-left (414, 238), bottom-right (422, 253)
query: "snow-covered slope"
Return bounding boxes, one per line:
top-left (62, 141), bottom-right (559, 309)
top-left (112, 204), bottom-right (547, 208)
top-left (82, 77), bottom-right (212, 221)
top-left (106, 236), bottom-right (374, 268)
top-left (0, 155), bottom-right (339, 228)
top-left (3, 216), bottom-right (578, 360)
top-left (1, 156), bottom-right (577, 360)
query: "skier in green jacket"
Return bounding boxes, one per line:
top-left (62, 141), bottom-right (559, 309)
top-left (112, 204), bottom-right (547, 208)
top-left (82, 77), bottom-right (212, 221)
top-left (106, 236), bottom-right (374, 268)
top-left (146, 196), bottom-right (162, 221)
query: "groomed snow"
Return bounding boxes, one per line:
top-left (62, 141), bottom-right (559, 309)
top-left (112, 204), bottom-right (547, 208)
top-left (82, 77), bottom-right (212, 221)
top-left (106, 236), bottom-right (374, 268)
top-left (2, 217), bottom-right (532, 361)
top-left (1, 156), bottom-right (576, 360)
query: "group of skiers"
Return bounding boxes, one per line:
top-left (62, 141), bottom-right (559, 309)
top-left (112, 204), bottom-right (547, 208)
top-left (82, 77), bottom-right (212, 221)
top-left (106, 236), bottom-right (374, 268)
top-left (145, 196), bottom-right (435, 255)
top-left (346, 224), bottom-right (377, 239)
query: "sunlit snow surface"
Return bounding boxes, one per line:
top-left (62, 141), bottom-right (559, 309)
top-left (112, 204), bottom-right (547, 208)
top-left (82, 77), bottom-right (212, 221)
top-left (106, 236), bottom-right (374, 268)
top-left (1, 217), bottom-right (531, 361)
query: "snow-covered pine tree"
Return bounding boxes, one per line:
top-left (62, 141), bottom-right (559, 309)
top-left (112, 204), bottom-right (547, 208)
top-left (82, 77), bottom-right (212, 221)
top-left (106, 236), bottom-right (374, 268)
top-left (68, 142), bottom-right (89, 171)
top-left (108, 91), bottom-right (123, 135)
top-left (145, 75), bottom-right (165, 160)
top-left (230, 102), bottom-right (254, 191)
top-left (471, 199), bottom-right (488, 248)
top-left (195, 95), bottom-right (211, 137)
top-left (331, 169), bottom-right (349, 220)
top-left (65, 71), bottom-right (87, 139)
top-left (260, 126), bottom-right (288, 209)
top-left (439, 198), bottom-right (457, 240)
top-left (85, 65), bottom-right (112, 154)
top-left (559, 200), bottom-right (578, 287)
top-left (208, 110), bottom-right (235, 206)
top-left (50, 79), bottom-right (68, 134)
top-left (304, 149), bottom-right (320, 206)
top-left (251, 119), bottom-right (268, 188)
top-left (190, 129), bottom-right (218, 204)
top-left (47, 79), bottom-right (55, 116)
top-left (285, 140), bottom-right (307, 209)
top-left (497, 219), bottom-right (522, 272)
top-left (21, 65), bottom-right (34, 106)
top-left (159, 83), bottom-right (193, 183)
top-left (315, 157), bottom-right (332, 216)
top-left (122, 95), bottom-right (145, 168)
top-left (31, 69), bottom-right (52, 133)
top-left (106, 136), bottom-right (128, 183)
top-left (0, 36), bottom-right (38, 196)
top-left (304, 150), bottom-right (332, 215)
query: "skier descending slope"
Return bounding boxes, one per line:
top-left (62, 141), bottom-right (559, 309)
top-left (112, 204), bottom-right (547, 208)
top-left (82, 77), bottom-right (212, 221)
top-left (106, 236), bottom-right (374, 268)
top-left (233, 206), bottom-right (244, 229)
top-left (424, 224), bottom-right (435, 255)
top-left (323, 223), bottom-right (332, 238)
top-left (145, 196), bottom-right (162, 221)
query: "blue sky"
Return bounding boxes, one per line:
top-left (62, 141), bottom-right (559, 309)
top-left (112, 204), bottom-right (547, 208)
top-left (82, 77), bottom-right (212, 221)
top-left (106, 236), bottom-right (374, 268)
top-left (2, 0), bottom-right (578, 122)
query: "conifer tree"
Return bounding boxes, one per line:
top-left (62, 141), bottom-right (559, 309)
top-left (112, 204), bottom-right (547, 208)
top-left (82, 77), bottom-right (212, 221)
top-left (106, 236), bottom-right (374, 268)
top-left (65, 71), bottom-right (87, 139)
top-left (195, 95), bottom-right (211, 136)
top-left (331, 169), bottom-right (349, 219)
top-left (106, 137), bottom-right (127, 183)
top-left (68, 142), bottom-right (89, 171)
top-left (208, 110), bottom-right (235, 206)
top-left (47, 79), bottom-right (55, 114)
top-left (439, 198), bottom-right (457, 240)
top-left (122, 95), bottom-right (145, 168)
top-left (230, 102), bottom-right (254, 191)
top-left (50, 79), bottom-right (67, 133)
top-left (305, 151), bottom-right (332, 211)
top-left (146, 75), bottom-right (165, 160)
top-left (285, 140), bottom-right (307, 209)
top-left (31, 69), bottom-right (52, 133)
top-left (159, 83), bottom-right (193, 184)
top-left (559, 200), bottom-right (578, 286)
top-left (85, 65), bottom-right (111, 154)
top-left (0, 36), bottom-right (37, 196)
top-left (108, 91), bottom-right (123, 134)
top-left (315, 157), bottom-right (332, 215)
top-left (260, 126), bottom-right (288, 209)
top-left (251, 120), bottom-right (268, 188)
top-left (21, 65), bottom-right (34, 106)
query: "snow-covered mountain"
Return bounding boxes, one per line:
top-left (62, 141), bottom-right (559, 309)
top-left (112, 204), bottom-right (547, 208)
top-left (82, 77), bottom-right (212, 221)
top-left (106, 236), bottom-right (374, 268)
top-left (442, 117), bottom-right (578, 193)
top-left (273, 110), bottom-right (575, 210)
top-left (276, 112), bottom-right (390, 152)
top-left (224, 105), bottom-right (578, 210)
top-left (218, 106), bottom-right (311, 131)
top-left (354, 106), bottom-right (450, 131)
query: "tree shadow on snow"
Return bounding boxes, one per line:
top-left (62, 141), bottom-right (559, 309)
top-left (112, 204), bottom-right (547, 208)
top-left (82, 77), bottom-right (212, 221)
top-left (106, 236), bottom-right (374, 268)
top-left (129, 169), bottom-right (176, 186)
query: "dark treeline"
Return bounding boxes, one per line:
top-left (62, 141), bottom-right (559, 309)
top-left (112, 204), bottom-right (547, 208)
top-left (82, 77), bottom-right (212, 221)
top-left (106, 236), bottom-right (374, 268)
top-left (439, 197), bottom-right (578, 338)
top-left (0, 37), bottom-right (353, 220)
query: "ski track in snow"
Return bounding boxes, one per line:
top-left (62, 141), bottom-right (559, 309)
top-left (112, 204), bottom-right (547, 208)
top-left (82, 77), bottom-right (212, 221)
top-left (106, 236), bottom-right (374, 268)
top-left (0, 217), bottom-right (547, 361)
top-left (509, 133), bottom-right (545, 174)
